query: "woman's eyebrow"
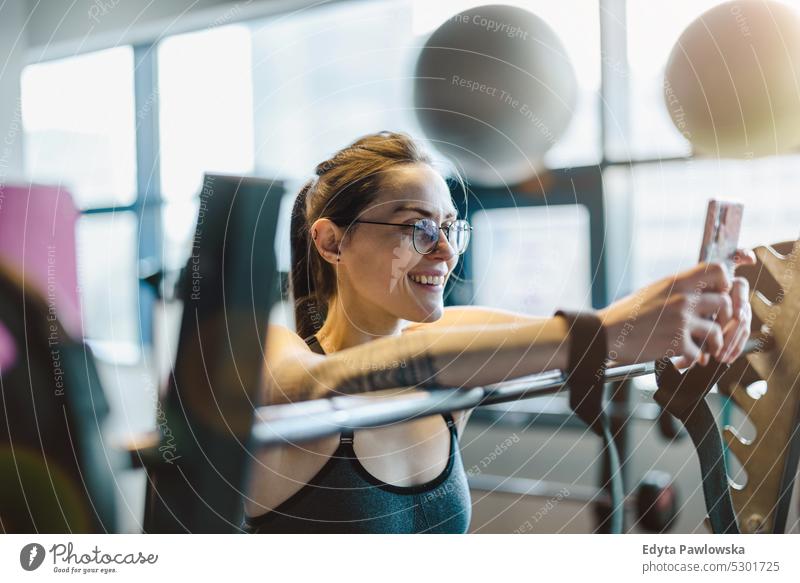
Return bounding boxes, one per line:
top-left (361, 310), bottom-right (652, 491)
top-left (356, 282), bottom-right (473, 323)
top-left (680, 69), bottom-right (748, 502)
top-left (392, 204), bottom-right (458, 220)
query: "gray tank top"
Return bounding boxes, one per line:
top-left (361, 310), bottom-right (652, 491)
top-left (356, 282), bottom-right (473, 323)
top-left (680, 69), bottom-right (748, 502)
top-left (242, 334), bottom-right (472, 533)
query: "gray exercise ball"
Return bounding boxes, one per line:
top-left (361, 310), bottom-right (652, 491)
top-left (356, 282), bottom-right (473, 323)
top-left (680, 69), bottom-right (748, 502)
top-left (664, 0), bottom-right (800, 158)
top-left (414, 5), bottom-right (577, 186)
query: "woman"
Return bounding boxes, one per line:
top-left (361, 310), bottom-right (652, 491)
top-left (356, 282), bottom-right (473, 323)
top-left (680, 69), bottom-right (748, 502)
top-left (243, 130), bottom-right (754, 533)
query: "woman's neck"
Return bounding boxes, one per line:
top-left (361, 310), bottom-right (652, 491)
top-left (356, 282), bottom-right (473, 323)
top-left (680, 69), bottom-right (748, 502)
top-left (316, 293), bottom-right (405, 353)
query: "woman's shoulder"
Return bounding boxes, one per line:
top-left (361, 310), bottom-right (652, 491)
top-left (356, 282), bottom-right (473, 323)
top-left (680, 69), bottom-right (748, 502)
top-left (401, 305), bottom-right (538, 334)
top-left (267, 323), bottom-right (314, 353)
top-left (264, 324), bottom-right (325, 374)
top-left (261, 324), bottom-right (325, 404)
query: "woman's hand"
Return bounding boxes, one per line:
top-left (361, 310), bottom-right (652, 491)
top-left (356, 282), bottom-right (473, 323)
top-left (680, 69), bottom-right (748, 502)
top-left (598, 249), bottom-right (756, 367)
top-left (696, 248), bottom-right (756, 367)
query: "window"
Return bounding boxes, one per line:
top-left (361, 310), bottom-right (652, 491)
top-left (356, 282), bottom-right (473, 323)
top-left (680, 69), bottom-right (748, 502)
top-left (249, 0), bottom-right (421, 178)
top-left (471, 206), bottom-right (592, 315)
top-left (619, 157), bottom-right (800, 289)
top-left (158, 24), bottom-right (254, 270)
top-left (21, 47), bottom-right (137, 209)
top-left (620, 1), bottom-right (800, 291)
top-left (623, 0), bottom-right (722, 161)
top-left (76, 213), bottom-right (139, 355)
top-left (21, 47), bottom-right (140, 354)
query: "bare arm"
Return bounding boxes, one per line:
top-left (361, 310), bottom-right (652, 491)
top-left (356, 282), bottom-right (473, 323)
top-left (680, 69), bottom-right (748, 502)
top-left (401, 305), bottom-right (540, 332)
top-left (265, 317), bottom-right (571, 405)
top-left (263, 261), bottom-right (757, 405)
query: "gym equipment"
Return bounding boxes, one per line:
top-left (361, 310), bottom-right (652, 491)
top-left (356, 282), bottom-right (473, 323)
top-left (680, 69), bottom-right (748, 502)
top-left (253, 360), bottom-right (677, 444)
top-left (716, 241), bottom-right (800, 533)
top-left (414, 5), bottom-right (577, 186)
top-left (0, 184), bottom-right (83, 339)
top-left (635, 470), bottom-right (679, 533)
top-left (252, 337), bottom-right (770, 533)
top-left (253, 234), bottom-right (800, 535)
top-left (142, 174), bottom-right (284, 533)
top-left (553, 310), bottom-right (624, 534)
top-left (664, 0), bottom-right (800, 158)
top-left (0, 184), bottom-right (120, 533)
top-left (4, 179), bottom-right (798, 534)
top-left (654, 356), bottom-right (740, 533)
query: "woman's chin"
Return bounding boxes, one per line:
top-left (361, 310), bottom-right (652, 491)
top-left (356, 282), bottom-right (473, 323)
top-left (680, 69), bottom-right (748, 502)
top-left (409, 302), bottom-right (443, 323)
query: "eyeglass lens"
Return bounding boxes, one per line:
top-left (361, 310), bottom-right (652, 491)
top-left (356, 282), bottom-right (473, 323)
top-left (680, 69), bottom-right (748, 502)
top-left (413, 218), bottom-right (470, 254)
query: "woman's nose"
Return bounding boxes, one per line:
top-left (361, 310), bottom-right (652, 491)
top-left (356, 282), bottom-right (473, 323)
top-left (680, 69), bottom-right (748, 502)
top-left (427, 228), bottom-right (456, 260)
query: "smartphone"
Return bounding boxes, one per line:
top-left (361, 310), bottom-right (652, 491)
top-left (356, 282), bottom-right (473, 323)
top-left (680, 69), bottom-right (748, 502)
top-left (698, 199), bottom-right (744, 280)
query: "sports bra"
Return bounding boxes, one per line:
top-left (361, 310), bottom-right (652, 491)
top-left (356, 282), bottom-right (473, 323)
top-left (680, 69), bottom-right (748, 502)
top-left (241, 333), bottom-right (472, 533)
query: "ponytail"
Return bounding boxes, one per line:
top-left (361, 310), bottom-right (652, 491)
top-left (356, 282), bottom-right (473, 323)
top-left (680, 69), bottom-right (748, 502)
top-left (289, 179), bottom-right (326, 340)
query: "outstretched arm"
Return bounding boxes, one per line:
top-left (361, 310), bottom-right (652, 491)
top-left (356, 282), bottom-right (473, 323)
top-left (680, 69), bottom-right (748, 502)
top-left (265, 317), bottom-right (571, 405)
top-left (401, 305), bottom-right (540, 333)
top-left (264, 261), bottom-right (751, 406)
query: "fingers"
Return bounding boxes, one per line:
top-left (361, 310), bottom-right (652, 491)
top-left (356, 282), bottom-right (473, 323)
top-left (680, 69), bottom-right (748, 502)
top-left (720, 302), bottom-right (752, 363)
top-left (689, 317), bottom-right (725, 361)
top-left (692, 292), bottom-right (733, 326)
top-left (716, 277), bottom-right (752, 363)
top-left (681, 262), bottom-right (732, 293)
top-left (733, 248), bottom-right (757, 267)
top-left (676, 337), bottom-right (703, 367)
top-left (658, 258), bottom-right (753, 369)
top-left (729, 276), bottom-right (751, 321)
top-left (719, 317), bottom-right (748, 363)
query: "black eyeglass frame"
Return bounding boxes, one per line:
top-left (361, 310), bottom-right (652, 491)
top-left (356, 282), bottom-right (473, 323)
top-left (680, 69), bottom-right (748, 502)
top-left (351, 218), bottom-right (473, 255)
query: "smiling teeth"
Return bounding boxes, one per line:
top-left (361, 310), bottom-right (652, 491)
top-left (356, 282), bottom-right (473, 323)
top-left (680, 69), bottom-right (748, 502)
top-left (409, 274), bottom-right (445, 285)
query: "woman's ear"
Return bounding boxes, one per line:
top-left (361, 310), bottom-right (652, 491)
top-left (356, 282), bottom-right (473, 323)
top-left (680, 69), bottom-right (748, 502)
top-left (310, 218), bottom-right (343, 265)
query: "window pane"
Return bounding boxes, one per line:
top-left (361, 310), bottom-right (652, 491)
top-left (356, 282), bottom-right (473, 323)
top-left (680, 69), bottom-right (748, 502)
top-left (21, 47), bottom-right (137, 209)
top-left (250, 0), bottom-right (418, 178)
top-left (471, 205), bottom-right (592, 314)
top-left (158, 25), bottom-right (254, 202)
top-left (162, 198), bottom-right (199, 271)
top-left (624, 157), bottom-right (800, 289)
top-left (624, 0), bottom-right (722, 160)
top-left (76, 212), bottom-right (139, 350)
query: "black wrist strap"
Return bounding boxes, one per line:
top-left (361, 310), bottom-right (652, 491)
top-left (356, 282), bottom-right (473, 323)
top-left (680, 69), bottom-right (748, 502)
top-left (555, 309), bottom-right (623, 534)
top-left (554, 310), bottom-right (608, 436)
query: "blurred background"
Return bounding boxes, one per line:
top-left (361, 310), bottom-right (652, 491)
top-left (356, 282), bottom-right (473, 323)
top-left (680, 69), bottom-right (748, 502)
top-left (2, 0), bottom-right (800, 534)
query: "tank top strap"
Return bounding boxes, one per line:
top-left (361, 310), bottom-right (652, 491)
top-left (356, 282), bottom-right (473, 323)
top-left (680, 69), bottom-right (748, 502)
top-left (339, 425), bottom-right (355, 446)
top-left (303, 333), bottom-right (326, 355)
top-left (442, 412), bottom-right (456, 430)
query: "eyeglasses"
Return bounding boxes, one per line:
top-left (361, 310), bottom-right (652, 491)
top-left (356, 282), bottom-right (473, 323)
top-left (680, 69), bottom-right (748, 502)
top-left (352, 217), bottom-right (472, 255)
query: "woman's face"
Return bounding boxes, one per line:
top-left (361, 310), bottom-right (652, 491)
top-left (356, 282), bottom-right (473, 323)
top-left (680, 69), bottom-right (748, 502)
top-left (337, 163), bottom-right (460, 324)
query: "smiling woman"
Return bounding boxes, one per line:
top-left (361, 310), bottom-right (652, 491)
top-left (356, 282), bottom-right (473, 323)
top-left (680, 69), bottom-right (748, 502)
top-left (290, 133), bottom-right (465, 345)
top-left (243, 130), bottom-right (754, 534)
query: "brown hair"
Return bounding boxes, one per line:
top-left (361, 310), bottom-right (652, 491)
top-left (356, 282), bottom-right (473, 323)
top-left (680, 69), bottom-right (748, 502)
top-left (290, 130), bottom-right (449, 340)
